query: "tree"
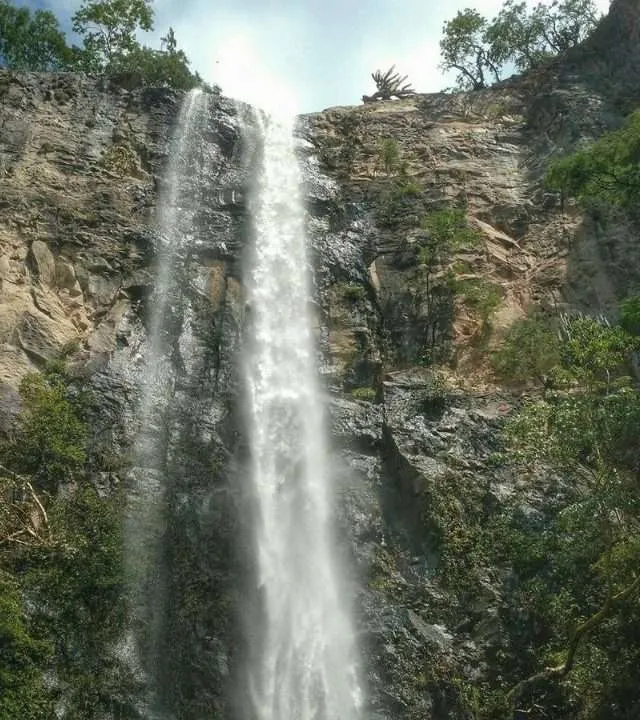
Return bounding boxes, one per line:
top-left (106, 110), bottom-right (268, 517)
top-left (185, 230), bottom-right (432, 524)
top-left (416, 207), bottom-right (480, 362)
top-left (120, 27), bottom-right (201, 89)
top-left (484, 0), bottom-right (549, 73)
top-left (439, 9), bottom-right (502, 91)
top-left (363, 65), bottom-right (416, 102)
top-left (440, 0), bottom-right (602, 91)
top-left (0, 0), bottom-right (73, 70)
top-left (0, 0), bottom-right (208, 90)
top-left (71, 0), bottom-right (153, 70)
top-left (545, 110), bottom-right (640, 215)
top-left (502, 314), bottom-right (640, 711)
top-left (72, 0), bottom-right (202, 89)
top-left (529, 0), bottom-right (600, 53)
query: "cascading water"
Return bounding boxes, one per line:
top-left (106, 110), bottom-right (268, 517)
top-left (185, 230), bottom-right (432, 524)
top-left (124, 88), bottom-right (209, 716)
top-left (243, 110), bottom-right (363, 720)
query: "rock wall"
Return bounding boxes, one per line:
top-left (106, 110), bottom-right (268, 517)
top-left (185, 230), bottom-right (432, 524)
top-left (1, 4), bottom-right (640, 712)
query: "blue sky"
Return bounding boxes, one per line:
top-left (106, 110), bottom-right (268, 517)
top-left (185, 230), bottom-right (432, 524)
top-left (31, 0), bottom-right (611, 113)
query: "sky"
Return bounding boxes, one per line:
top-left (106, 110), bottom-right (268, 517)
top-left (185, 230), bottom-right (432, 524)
top-left (34, 0), bottom-right (612, 114)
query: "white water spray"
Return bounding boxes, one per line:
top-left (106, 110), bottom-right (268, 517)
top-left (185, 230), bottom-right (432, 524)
top-left (124, 88), bottom-right (208, 714)
top-left (243, 111), bottom-right (363, 720)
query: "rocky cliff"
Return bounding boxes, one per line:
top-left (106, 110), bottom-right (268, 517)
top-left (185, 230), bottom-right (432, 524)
top-left (1, 0), bottom-right (640, 716)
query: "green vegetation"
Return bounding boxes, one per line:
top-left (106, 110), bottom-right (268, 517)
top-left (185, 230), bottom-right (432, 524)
top-left (2, 361), bottom-right (88, 493)
top-left (0, 0), bottom-right (73, 70)
top-left (0, 575), bottom-right (53, 719)
top-left (545, 110), bottom-right (640, 218)
top-left (375, 175), bottom-right (423, 227)
top-left (415, 206), bottom-right (482, 364)
top-left (440, 0), bottom-right (601, 90)
top-left (491, 312), bottom-right (561, 383)
top-left (428, 305), bottom-right (640, 718)
top-left (0, 0), bottom-right (210, 90)
top-left (350, 386), bottom-right (377, 401)
top-left (455, 277), bottom-right (503, 323)
top-left (339, 282), bottom-right (366, 302)
top-left (419, 207), bottom-right (480, 266)
top-left (500, 312), bottom-right (640, 714)
top-left (0, 362), bottom-right (130, 716)
top-left (378, 138), bottom-right (401, 176)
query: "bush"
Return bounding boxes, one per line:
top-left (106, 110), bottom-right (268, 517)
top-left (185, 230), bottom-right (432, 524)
top-left (545, 111), bottom-right (640, 217)
top-left (350, 386), bottom-right (377, 401)
top-left (339, 283), bottom-right (366, 302)
top-left (375, 178), bottom-right (423, 227)
top-left (0, 575), bottom-right (53, 720)
top-left (419, 207), bottom-right (480, 267)
top-left (0, 363), bottom-right (131, 716)
top-left (1, 364), bottom-right (88, 493)
top-left (378, 138), bottom-right (400, 175)
top-left (491, 313), bottom-right (560, 383)
top-left (619, 295), bottom-right (640, 336)
top-left (455, 277), bottom-right (503, 321)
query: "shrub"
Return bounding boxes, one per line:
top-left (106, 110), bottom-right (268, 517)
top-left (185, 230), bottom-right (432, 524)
top-left (455, 278), bottom-right (503, 321)
top-left (350, 387), bottom-right (377, 401)
top-left (339, 283), bottom-right (366, 302)
top-left (0, 575), bottom-right (53, 720)
top-left (418, 207), bottom-right (480, 268)
top-left (375, 178), bottom-right (423, 227)
top-left (491, 313), bottom-right (560, 383)
top-left (1, 364), bottom-right (88, 493)
top-left (619, 295), bottom-right (640, 336)
top-left (378, 138), bottom-right (400, 175)
top-left (545, 111), bottom-right (640, 217)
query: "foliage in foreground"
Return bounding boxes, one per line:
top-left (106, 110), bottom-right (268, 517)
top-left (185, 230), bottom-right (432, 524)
top-left (0, 363), bottom-right (131, 716)
top-left (435, 307), bottom-right (640, 718)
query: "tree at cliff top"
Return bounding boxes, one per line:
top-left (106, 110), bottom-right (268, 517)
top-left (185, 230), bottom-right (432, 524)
top-left (72, 0), bottom-right (153, 69)
top-left (0, 0), bottom-right (205, 90)
top-left (363, 65), bottom-right (416, 102)
top-left (0, 0), bottom-right (74, 70)
top-left (72, 0), bottom-right (203, 89)
top-left (440, 0), bottom-right (602, 90)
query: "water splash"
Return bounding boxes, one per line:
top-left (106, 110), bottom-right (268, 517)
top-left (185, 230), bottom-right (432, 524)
top-left (243, 109), bottom-right (363, 720)
top-left (123, 88), bottom-right (209, 717)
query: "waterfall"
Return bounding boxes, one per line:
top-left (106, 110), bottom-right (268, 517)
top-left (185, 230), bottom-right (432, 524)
top-left (243, 111), bottom-right (363, 720)
top-left (124, 88), bottom-right (209, 717)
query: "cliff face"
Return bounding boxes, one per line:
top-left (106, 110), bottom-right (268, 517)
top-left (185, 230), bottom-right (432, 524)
top-left (1, 2), bottom-right (640, 714)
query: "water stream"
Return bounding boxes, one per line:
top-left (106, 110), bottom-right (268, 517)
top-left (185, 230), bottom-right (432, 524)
top-left (124, 88), bottom-right (210, 717)
top-left (243, 110), bottom-right (363, 720)
top-left (126, 89), bottom-right (362, 719)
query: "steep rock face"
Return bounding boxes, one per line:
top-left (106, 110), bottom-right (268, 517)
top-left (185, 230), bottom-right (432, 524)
top-left (1, 4), bottom-right (640, 714)
top-left (298, 12), bottom-right (640, 714)
top-left (0, 71), bottom-right (253, 716)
